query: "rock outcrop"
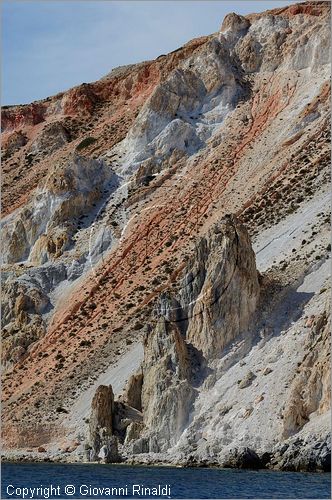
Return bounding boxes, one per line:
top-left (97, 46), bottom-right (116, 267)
top-left (29, 122), bottom-right (70, 156)
top-left (282, 306), bottom-right (331, 438)
top-left (1, 154), bottom-right (115, 265)
top-left (87, 383), bottom-right (144, 462)
top-left (1, 154), bottom-right (116, 363)
top-left (1, 277), bottom-right (49, 364)
top-left (271, 433), bottom-right (331, 472)
top-left (88, 385), bottom-right (119, 462)
top-left (1, 2), bottom-right (330, 472)
top-left (219, 446), bottom-right (261, 470)
top-left (126, 215), bottom-right (259, 453)
top-left (2, 130), bottom-right (27, 156)
top-left (180, 215), bottom-right (260, 358)
top-left (124, 371), bottom-right (143, 412)
top-left (139, 319), bottom-right (197, 452)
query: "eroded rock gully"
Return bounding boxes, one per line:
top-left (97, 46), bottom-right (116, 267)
top-left (1, 1), bottom-right (330, 471)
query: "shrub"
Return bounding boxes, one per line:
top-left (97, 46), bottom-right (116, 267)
top-left (76, 136), bottom-right (97, 151)
top-left (79, 340), bottom-right (92, 347)
top-left (56, 407), bottom-right (69, 414)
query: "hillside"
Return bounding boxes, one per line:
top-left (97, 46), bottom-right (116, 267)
top-left (1, 1), bottom-right (330, 471)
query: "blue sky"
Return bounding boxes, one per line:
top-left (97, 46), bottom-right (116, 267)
top-left (2, 1), bottom-right (296, 105)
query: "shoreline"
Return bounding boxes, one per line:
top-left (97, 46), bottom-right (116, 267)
top-left (2, 453), bottom-right (330, 474)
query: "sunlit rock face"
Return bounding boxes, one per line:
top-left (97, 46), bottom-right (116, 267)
top-left (282, 306), bottom-right (331, 439)
top-left (134, 215), bottom-right (259, 452)
top-left (1, 154), bottom-right (114, 265)
top-left (182, 215), bottom-right (260, 359)
top-left (88, 385), bottom-right (119, 463)
top-left (1, 154), bottom-right (116, 364)
top-left (1, 2), bottom-right (330, 471)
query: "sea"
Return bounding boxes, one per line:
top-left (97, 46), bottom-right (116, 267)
top-left (1, 463), bottom-right (330, 499)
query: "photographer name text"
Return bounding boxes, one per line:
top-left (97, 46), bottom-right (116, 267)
top-left (7, 483), bottom-right (172, 498)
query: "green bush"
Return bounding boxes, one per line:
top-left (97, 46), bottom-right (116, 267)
top-left (76, 136), bottom-right (97, 151)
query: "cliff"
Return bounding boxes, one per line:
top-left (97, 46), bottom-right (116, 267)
top-left (1, 1), bottom-right (330, 471)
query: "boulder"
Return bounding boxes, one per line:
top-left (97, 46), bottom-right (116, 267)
top-left (97, 436), bottom-right (120, 463)
top-left (125, 422), bottom-right (145, 444)
top-left (238, 371), bottom-right (256, 389)
top-left (220, 13), bottom-right (250, 34)
top-left (113, 400), bottom-right (143, 441)
top-left (221, 446), bottom-right (262, 469)
top-left (272, 435), bottom-right (331, 472)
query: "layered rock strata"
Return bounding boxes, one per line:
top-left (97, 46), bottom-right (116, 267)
top-left (1, 1), bottom-right (330, 471)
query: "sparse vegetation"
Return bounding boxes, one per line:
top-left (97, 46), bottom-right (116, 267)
top-left (76, 136), bottom-right (97, 151)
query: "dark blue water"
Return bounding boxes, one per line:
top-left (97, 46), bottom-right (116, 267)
top-left (1, 463), bottom-right (330, 499)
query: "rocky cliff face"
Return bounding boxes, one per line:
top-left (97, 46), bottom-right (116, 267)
top-left (88, 385), bottom-right (115, 461)
top-left (282, 306), bottom-right (331, 439)
top-left (1, 1), bottom-right (330, 471)
top-left (1, 154), bottom-right (116, 364)
top-left (133, 215), bottom-right (259, 453)
top-left (139, 319), bottom-right (197, 453)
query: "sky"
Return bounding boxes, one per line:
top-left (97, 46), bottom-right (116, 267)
top-left (2, 0), bottom-right (297, 105)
